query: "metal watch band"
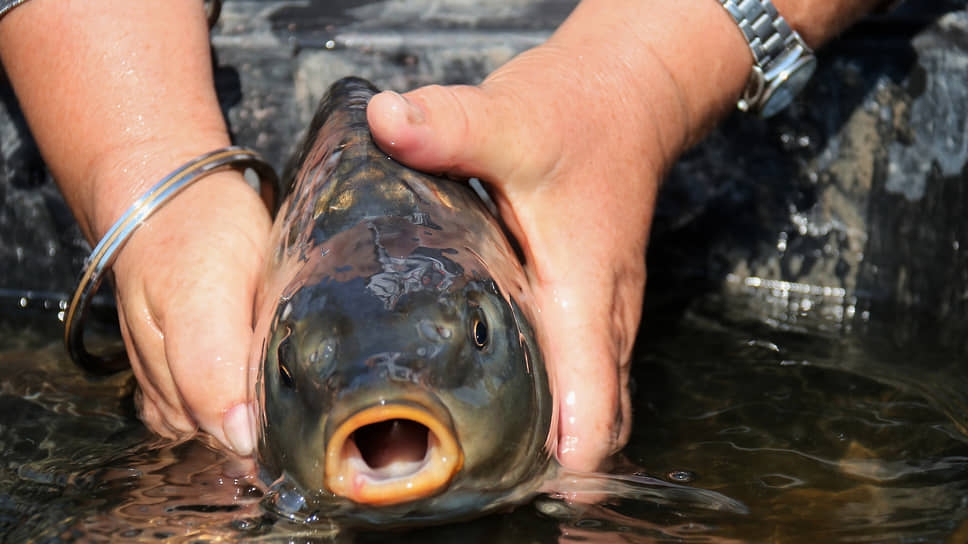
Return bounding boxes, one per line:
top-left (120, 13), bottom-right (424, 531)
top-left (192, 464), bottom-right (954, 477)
top-left (717, 0), bottom-right (818, 116)
top-left (718, 0), bottom-right (796, 70)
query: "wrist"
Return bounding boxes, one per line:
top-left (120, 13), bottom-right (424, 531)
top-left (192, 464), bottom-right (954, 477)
top-left (548, 0), bottom-right (752, 168)
top-left (552, 0), bottom-right (882, 163)
top-left (85, 134), bottom-right (237, 243)
top-left (108, 163), bottom-right (272, 279)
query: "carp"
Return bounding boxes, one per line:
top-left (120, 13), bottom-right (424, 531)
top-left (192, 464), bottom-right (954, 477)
top-left (248, 77), bottom-right (555, 525)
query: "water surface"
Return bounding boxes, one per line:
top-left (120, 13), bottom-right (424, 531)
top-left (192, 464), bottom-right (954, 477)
top-left (2, 296), bottom-right (967, 542)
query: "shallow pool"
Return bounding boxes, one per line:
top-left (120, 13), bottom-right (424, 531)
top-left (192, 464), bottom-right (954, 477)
top-left (3, 288), bottom-right (967, 542)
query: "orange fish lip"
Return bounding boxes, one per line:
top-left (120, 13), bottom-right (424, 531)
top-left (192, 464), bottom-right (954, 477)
top-left (324, 402), bottom-right (463, 506)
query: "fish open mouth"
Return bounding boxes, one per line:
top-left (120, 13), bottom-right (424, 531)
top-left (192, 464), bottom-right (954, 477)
top-left (325, 403), bottom-right (463, 505)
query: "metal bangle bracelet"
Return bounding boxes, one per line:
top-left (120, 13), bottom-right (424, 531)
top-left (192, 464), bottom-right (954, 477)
top-left (64, 146), bottom-right (279, 374)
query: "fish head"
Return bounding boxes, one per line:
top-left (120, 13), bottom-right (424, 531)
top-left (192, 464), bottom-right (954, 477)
top-left (251, 215), bottom-right (555, 523)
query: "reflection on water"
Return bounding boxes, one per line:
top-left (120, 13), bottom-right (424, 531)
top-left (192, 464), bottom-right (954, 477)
top-left (622, 305), bottom-right (968, 543)
top-left (2, 299), bottom-right (968, 542)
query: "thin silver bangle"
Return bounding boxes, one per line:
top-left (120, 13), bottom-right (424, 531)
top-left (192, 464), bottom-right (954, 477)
top-left (64, 146), bottom-right (279, 374)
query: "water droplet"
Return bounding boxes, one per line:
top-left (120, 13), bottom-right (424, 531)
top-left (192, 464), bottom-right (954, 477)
top-left (304, 510), bottom-right (322, 523)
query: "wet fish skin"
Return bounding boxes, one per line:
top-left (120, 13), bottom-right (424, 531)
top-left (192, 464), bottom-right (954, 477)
top-left (249, 77), bottom-right (555, 525)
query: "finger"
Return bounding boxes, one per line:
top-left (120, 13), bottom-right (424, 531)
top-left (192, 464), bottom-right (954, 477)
top-left (161, 234), bottom-right (264, 456)
top-left (367, 83), bottom-right (553, 186)
top-left (540, 286), bottom-right (622, 472)
top-left (116, 290), bottom-right (196, 437)
top-left (134, 387), bottom-right (184, 440)
top-left (531, 245), bottom-right (644, 472)
top-left (117, 172), bottom-right (270, 455)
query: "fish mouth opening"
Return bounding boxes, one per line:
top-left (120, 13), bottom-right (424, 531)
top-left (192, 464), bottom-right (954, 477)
top-left (325, 403), bottom-right (463, 505)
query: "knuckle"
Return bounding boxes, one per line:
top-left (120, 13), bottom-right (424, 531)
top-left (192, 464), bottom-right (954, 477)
top-left (412, 84), bottom-right (481, 171)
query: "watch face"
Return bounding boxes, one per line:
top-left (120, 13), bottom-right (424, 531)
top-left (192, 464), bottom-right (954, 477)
top-left (761, 57), bottom-right (818, 118)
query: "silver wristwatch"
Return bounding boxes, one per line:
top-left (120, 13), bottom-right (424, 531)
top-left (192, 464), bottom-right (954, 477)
top-left (718, 0), bottom-right (818, 118)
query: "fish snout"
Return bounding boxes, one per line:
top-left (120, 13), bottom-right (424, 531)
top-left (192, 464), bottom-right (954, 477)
top-left (324, 401), bottom-right (463, 505)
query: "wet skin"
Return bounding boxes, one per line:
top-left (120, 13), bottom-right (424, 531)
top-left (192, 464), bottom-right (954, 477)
top-left (249, 78), bottom-right (556, 525)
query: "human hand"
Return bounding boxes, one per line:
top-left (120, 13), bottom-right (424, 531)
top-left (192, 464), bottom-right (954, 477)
top-left (108, 167), bottom-right (271, 453)
top-left (366, 0), bottom-right (884, 470)
top-left (367, 38), bottom-right (679, 472)
top-left (0, 0), bottom-right (271, 455)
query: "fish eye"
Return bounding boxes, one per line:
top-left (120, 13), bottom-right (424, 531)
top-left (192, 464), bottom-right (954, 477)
top-left (277, 334), bottom-right (295, 389)
top-left (472, 313), bottom-right (488, 350)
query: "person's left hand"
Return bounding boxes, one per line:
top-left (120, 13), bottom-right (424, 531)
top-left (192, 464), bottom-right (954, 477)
top-left (0, 0), bottom-right (275, 455)
top-left (108, 168), bottom-right (272, 453)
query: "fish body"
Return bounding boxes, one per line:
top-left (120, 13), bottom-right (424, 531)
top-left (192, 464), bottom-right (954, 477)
top-left (248, 77), bottom-right (555, 525)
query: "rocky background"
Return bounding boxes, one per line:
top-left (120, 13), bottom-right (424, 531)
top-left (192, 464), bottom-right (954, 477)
top-left (1, 0), bottom-right (966, 354)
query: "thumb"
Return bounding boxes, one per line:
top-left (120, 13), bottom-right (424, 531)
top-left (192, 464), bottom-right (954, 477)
top-left (367, 84), bottom-right (544, 186)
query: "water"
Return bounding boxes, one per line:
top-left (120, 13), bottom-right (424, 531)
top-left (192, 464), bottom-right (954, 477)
top-left (621, 308), bottom-right (968, 543)
top-left (2, 293), bottom-right (968, 543)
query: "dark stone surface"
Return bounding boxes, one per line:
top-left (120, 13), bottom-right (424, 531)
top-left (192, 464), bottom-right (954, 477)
top-left (647, 5), bottom-right (968, 349)
top-left (1, 1), bottom-right (967, 351)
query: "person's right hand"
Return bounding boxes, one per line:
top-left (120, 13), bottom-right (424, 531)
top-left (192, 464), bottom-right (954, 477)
top-left (368, 0), bottom-right (881, 471)
top-left (366, 10), bottom-right (693, 472)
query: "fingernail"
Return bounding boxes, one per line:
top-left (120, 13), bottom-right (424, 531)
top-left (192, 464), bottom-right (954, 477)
top-left (384, 90), bottom-right (425, 125)
top-left (223, 403), bottom-right (255, 456)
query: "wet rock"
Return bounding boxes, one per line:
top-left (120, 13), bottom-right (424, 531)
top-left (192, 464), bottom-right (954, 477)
top-left (0, 1), bottom-right (966, 353)
top-left (648, 6), bottom-right (968, 351)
